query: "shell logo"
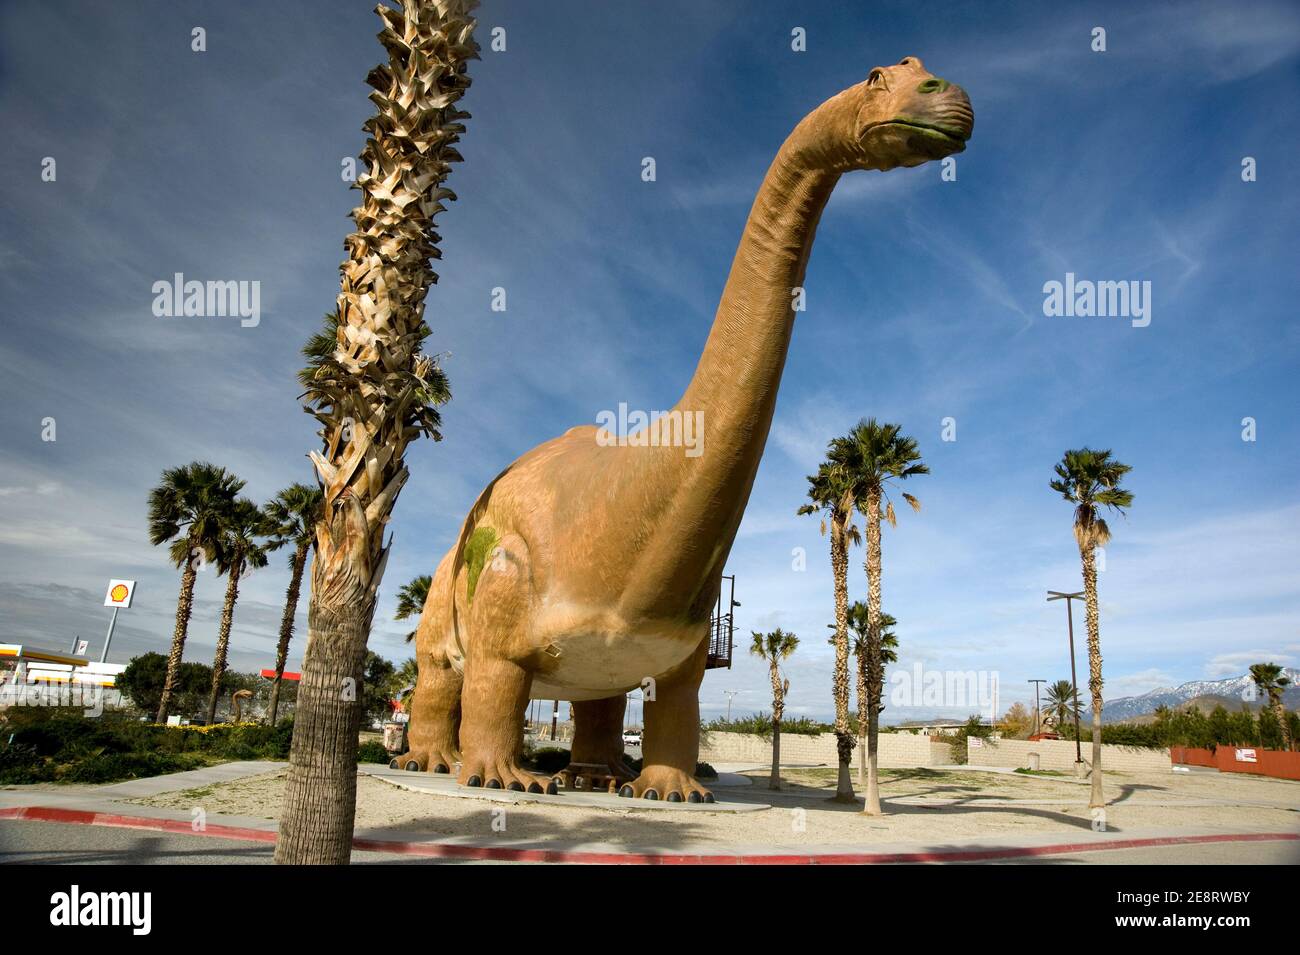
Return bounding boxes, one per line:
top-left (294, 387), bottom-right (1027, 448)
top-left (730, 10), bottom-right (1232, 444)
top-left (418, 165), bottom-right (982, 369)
top-left (110, 584), bottom-right (129, 603)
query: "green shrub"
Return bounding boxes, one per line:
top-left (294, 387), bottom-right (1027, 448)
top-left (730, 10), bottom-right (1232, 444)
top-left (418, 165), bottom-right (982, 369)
top-left (357, 741), bottom-right (390, 764)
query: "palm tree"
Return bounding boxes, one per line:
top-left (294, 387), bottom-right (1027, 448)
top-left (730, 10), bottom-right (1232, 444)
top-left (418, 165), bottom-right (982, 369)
top-left (394, 574), bottom-right (432, 642)
top-left (1249, 663), bottom-right (1293, 751)
top-left (798, 462), bottom-right (860, 802)
top-left (263, 482), bottom-right (324, 724)
top-left (1051, 447), bottom-right (1133, 807)
top-left (274, 0), bottom-right (477, 865)
top-left (147, 462), bottom-right (244, 724)
top-left (205, 499), bottom-right (271, 724)
top-left (829, 603), bottom-right (897, 784)
top-left (395, 656), bottom-right (420, 711)
top-left (833, 418), bottom-right (927, 816)
top-left (750, 628), bottom-right (799, 790)
top-left (1043, 679), bottom-right (1079, 733)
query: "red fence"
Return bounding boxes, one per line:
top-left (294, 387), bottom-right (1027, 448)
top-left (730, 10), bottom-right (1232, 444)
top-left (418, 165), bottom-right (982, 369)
top-left (1171, 746), bottom-right (1300, 781)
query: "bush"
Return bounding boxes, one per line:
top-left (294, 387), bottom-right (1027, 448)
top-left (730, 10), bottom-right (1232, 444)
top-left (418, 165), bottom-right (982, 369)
top-left (0, 707), bottom-right (295, 785)
top-left (702, 713), bottom-right (832, 738)
top-left (357, 741), bottom-right (390, 764)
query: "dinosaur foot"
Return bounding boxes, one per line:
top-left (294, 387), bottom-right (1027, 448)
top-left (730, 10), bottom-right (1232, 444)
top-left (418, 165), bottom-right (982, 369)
top-left (562, 757), bottom-right (637, 784)
top-left (388, 749), bottom-right (459, 774)
top-left (618, 766), bottom-right (714, 804)
top-left (458, 755), bottom-right (557, 795)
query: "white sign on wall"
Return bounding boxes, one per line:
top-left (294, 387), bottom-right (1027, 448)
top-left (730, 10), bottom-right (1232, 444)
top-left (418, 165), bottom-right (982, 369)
top-left (1235, 748), bottom-right (1257, 763)
top-left (75, 640), bottom-right (89, 655)
top-left (104, 579), bottom-right (136, 609)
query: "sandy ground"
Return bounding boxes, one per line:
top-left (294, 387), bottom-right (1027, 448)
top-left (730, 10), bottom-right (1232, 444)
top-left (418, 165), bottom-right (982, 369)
top-left (122, 764), bottom-right (1300, 850)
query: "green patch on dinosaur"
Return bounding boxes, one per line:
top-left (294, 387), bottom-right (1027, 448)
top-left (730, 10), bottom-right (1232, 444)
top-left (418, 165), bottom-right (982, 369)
top-left (463, 526), bottom-right (499, 605)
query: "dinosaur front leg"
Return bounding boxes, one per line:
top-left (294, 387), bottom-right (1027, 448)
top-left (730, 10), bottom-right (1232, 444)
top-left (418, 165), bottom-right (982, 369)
top-left (457, 652), bottom-right (557, 794)
top-left (390, 656), bottom-right (461, 773)
top-left (620, 637), bottom-right (714, 803)
top-left (568, 695), bottom-right (636, 782)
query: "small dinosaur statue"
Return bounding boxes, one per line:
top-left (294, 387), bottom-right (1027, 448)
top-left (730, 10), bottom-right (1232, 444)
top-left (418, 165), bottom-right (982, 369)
top-left (395, 58), bottom-right (973, 801)
top-left (230, 688), bottom-right (254, 724)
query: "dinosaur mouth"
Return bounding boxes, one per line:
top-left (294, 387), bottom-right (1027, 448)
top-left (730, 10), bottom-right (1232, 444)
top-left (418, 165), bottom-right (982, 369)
top-left (867, 120), bottom-right (971, 144)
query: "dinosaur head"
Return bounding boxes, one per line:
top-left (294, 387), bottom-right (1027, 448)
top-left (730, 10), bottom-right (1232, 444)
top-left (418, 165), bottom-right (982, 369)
top-left (792, 57), bottom-right (973, 172)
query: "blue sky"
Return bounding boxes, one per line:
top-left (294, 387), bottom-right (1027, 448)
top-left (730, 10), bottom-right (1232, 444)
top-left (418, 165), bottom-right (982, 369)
top-left (1, 0), bottom-right (1297, 724)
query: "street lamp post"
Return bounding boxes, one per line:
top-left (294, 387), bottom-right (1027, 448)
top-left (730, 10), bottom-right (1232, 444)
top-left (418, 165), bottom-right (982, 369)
top-left (724, 689), bottom-right (739, 721)
top-left (1028, 679), bottom-right (1045, 735)
top-left (1047, 590), bottom-right (1086, 765)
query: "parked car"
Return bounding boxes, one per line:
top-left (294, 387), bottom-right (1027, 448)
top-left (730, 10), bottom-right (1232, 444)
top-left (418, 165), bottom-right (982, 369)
top-left (622, 731), bottom-right (643, 747)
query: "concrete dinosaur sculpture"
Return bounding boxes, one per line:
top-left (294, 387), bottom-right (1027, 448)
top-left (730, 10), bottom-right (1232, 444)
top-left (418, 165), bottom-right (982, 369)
top-left (394, 58), bottom-right (973, 801)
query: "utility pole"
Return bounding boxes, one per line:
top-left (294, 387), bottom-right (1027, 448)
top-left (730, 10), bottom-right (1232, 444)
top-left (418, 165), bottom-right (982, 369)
top-left (724, 689), bottom-right (739, 721)
top-left (1048, 590), bottom-right (1086, 766)
top-left (550, 699), bottom-right (559, 741)
top-left (1028, 679), bottom-right (1046, 735)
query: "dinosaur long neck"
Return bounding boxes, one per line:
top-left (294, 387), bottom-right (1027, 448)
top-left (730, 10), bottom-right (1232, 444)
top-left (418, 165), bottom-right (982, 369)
top-left (626, 142), bottom-right (839, 615)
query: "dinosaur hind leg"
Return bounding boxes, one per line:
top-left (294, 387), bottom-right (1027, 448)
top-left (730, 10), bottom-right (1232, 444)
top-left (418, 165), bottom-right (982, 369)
top-left (390, 653), bottom-right (462, 773)
top-left (568, 695), bottom-right (636, 784)
top-left (457, 653), bottom-right (556, 793)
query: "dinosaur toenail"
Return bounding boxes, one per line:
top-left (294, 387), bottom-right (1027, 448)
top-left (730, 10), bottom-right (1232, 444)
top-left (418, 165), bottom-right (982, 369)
top-left (507, 781), bottom-right (524, 792)
top-left (619, 785), bottom-right (634, 798)
top-left (528, 782), bottom-right (544, 794)
top-left (389, 758), bottom-right (400, 769)
top-left (466, 775), bottom-right (482, 787)
top-left (433, 763), bottom-right (449, 774)
top-left (703, 793), bottom-right (715, 803)
top-left (687, 791), bottom-right (701, 803)
top-left (486, 778), bottom-right (502, 789)
top-left (667, 791), bottom-right (682, 802)
top-left (404, 760), bottom-right (420, 772)
top-left (644, 788), bottom-right (659, 800)
top-left (545, 781), bottom-right (558, 795)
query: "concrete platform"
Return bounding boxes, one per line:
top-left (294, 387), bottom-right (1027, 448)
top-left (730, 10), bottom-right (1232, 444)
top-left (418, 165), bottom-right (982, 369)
top-left (360, 763), bottom-right (767, 812)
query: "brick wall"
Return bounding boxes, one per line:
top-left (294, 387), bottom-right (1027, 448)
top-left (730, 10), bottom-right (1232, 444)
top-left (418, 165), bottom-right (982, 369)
top-left (965, 736), bottom-right (1168, 773)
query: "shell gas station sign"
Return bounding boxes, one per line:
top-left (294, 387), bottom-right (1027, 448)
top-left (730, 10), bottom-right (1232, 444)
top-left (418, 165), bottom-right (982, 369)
top-left (104, 579), bottom-right (136, 609)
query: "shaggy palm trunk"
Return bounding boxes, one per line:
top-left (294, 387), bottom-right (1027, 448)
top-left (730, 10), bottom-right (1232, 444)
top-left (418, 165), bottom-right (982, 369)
top-left (863, 488), bottom-right (883, 816)
top-left (1272, 695), bottom-right (1292, 751)
top-left (1081, 546), bottom-right (1104, 807)
top-left (157, 544), bottom-right (198, 724)
top-left (856, 650), bottom-right (867, 784)
top-left (275, 0), bottom-right (477, 865)
top-left (769, 662), bottom-right (784, 790)
top-left (268, 540), bottom-right (309, 725)
top-left (206, 557), bottom-right (244, 724)
top-left (830, 513), bottom-right (855, 801)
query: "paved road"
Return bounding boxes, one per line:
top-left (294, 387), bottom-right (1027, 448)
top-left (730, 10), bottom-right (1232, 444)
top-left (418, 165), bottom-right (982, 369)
top-left (0, 821), bottom-right (480, 865)
top-left (4, 819), bottom-right (1295, 865)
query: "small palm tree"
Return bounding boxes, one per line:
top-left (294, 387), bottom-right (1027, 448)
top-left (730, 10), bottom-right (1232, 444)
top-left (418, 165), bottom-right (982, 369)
top-left (148, 462), bottom-right (244, 723)
top-left (1043, 679), bottom-right (1079, 733)
top-left (263, 483), bottom-right (324, 724)
top-left (394, 574), bottom-right (432, 642)
top-left (1249, 663), bottom-right (1293, 751)
top-left (1051, 448), bottom-right (1133, 807)
top-left (798, 463), bottom-right (860, 802)
top-left (833, 418), bottom-right (927, 816)
top-left (750, 628), bottom-right (799, 790)
top-left (205, 499), bottom-right (272, 724)
top-left (395, 656), bottom-right (420, 712)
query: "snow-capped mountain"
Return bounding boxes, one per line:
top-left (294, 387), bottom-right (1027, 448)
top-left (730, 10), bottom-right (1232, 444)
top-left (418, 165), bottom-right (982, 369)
top-left (1087, 668), bottom-right (1300, 722)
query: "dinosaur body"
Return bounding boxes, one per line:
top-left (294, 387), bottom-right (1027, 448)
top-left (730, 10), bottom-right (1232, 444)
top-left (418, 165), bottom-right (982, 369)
top-left (395, 58), bottom-right (973, 801)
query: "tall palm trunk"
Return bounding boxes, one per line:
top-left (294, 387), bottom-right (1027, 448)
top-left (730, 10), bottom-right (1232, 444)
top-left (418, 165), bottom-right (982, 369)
top-left (768, 661), bottom-right (784, 790)
top-left (206, 557), bottom-right (244, 724)
top-left (863, 487), bottom-right (883, 815)
top-left (268, 540), bottom-right (309, 725)
top-left (830, 511), bottom-right (855, 801)
top-left (855, 648), bottom-right (867, 784)
top-left (157, 541), bottom-right (198, 724)
top-left (275, 0), bottom-right (477, 865)
top-left (1081, 545), bottom-right (1105, 807)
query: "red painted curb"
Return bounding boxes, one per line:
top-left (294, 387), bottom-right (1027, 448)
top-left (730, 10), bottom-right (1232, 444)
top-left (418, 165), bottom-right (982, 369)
top-left (2, 805), bottom-right (1295, 864)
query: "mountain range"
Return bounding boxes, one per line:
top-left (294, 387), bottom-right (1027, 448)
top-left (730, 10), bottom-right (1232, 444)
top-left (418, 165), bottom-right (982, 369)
top-left (1087, 669), bottom-right (1300, 723)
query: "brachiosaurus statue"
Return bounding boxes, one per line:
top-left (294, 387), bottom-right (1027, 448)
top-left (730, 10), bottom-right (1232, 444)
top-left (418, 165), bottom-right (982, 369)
top-left (394, 58), bottom-right (973, 801)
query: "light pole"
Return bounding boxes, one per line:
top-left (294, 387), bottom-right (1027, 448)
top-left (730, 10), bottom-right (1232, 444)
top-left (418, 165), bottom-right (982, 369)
top-left (724, 689), bottom-right (739, 721)
top-left (1028, 679), bottom-right (1045, 735)
top-left (1047, 590), bottom-right (1086, 765)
